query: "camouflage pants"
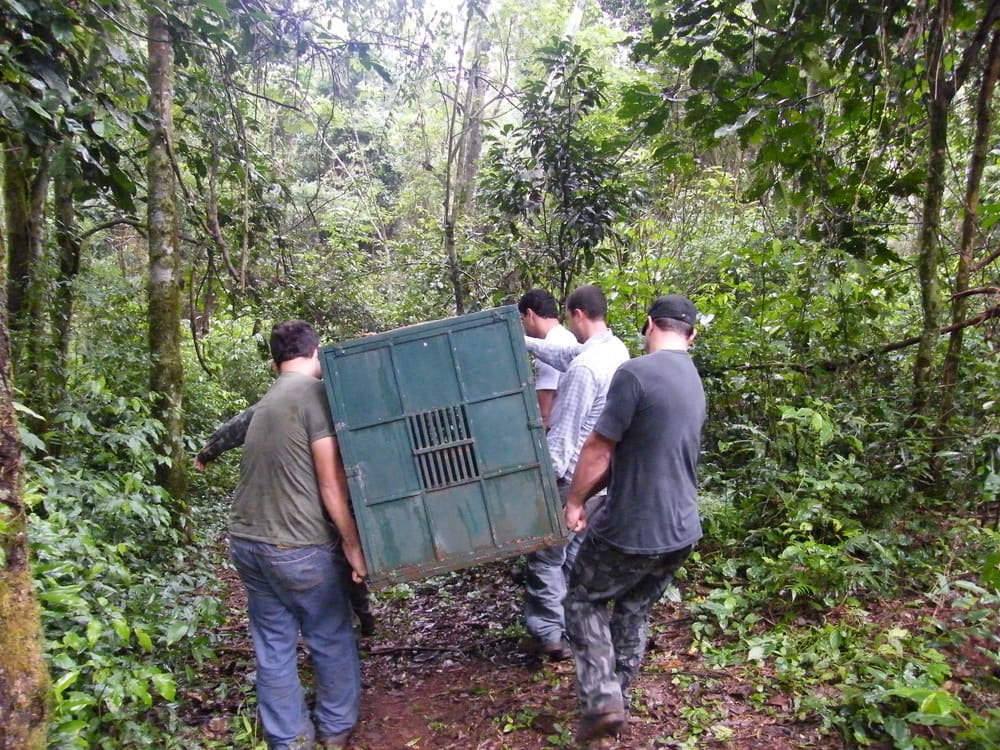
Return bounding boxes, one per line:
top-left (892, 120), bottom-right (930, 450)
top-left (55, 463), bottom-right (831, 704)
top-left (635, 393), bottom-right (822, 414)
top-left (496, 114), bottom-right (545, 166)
top-left (347, 577), bottom-right (374, 619)
top-left (564, 535), bottom-right (691, 715)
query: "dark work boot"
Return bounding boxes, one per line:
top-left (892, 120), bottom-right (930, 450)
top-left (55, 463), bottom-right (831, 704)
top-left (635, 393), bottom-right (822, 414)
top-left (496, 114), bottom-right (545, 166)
top-left (576, 709), bottom-right (626, 742)
top-left (540, 638), bottom-right (573, 661)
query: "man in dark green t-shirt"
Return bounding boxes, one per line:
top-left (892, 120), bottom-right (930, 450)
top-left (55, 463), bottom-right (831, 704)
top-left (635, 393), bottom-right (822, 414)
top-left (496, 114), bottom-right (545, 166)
top-left (561, 295), bottom-right (706, 744)
top-left (229, 320), bottom-right (367, 750)
top-left (195, 401), bottom-right (376, 637)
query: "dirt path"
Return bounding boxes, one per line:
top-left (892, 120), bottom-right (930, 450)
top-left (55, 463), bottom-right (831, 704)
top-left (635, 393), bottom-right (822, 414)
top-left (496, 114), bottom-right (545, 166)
top-left (182, 553), bottom-right (847, 750)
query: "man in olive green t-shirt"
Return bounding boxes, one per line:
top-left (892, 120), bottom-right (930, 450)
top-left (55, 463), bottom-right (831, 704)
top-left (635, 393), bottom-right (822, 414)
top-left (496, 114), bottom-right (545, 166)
top-left (195, 400), bottom-right (376, 636)
top-left (229, 320), bottom-right (366, 750)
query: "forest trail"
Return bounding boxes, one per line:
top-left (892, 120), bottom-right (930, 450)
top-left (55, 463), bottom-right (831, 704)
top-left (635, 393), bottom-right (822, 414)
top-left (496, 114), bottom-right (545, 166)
top-left (180, 545), bottom-right (849, 750)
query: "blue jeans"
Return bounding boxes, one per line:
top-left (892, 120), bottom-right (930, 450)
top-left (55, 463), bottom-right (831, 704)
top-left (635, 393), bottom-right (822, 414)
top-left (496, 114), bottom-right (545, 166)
top-left (524, 488), bottom-right (604, 644)
top-left (230, 537), bottom-right (361, 749)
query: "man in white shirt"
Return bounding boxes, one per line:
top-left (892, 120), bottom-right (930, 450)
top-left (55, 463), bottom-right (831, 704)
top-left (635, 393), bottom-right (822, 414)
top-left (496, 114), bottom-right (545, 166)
top-left (522, 285), bottom-right (629, 660)
top-left (518, 289), bottom-right (577, 429)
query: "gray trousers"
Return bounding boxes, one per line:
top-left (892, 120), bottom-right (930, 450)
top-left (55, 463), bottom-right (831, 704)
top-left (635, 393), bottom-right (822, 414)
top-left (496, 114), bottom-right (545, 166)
top-left (565, 535), bottom-right (691, 715)
top-left (523, 486), bottom-right (605, 644)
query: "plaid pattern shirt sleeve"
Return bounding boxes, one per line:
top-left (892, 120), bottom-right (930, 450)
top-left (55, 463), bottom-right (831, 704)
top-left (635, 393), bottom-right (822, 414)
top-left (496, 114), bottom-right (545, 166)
top-left (525, 336), bottom-right (582, 373)
top-left (545, 363), bottom-right (600, 481)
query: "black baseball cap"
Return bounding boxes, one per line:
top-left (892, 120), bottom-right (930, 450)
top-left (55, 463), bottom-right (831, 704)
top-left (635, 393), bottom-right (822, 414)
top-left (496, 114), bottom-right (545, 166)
top-left (642, 294), bottom-right (698, 334)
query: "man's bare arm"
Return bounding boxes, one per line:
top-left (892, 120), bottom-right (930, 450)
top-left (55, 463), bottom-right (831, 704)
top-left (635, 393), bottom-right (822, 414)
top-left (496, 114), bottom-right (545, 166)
top-left (311, 435), bottom-right (368, 582)
top-left (564, 430), bottom-right (616, 532)
top-left (537, 389), bottom-right (556, 429)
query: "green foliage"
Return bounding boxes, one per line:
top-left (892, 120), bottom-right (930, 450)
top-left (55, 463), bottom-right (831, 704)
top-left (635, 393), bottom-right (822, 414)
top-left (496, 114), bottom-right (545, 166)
top-left (829, 579), bottom-right (1000, 749)
top-left (479, 39), bottom-right (640, 301)
top-left (2, 0), bottom-right (997, 745)
top-left (634, 0), bottom-right (921, 261)
top-left (0, 0), bottom-right (146, 210)
top-left (24, 379), bottom-right (223, 749)
top-left (687, 557), bottom-right (1000, 749)
top-left (593, 212), bottom-right (946, 579)
top-left (693, 386), bottom-right (916, 616)
top-left (381, 583), bottom-right (416, 601)
top-left (71, 258), bottom-right (150, 395)
top-left (499, 708), bottom-right (538, 733)
top-left (184, 318), bottom-right (267, 412)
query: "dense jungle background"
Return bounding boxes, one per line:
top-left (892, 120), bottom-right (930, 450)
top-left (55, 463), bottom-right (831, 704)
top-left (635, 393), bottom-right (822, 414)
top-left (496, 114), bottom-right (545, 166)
top-left (0, 0), bottom-right (998, 748)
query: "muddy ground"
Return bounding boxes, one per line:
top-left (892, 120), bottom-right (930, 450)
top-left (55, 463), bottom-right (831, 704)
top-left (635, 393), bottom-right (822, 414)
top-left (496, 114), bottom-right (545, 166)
top-left (181, 553), bottom-right (866, 750)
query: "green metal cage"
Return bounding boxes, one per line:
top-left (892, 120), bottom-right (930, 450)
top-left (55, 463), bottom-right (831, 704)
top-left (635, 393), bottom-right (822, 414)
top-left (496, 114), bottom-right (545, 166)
top-left (320, 306), bottom-right (563, 586)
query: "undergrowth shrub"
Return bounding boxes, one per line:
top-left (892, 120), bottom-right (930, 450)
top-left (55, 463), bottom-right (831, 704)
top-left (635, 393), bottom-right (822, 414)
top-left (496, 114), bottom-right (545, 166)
top-left (21, 381), bottom-right (224, 749)
top-left (691, 373), bottom-right (999, 748)
top-left (689, 512), bottom-right (1000, 749)
top-left (829, 576), bottom-right (1000, 750)
top-left (699, 393), bottom-right (912, 620)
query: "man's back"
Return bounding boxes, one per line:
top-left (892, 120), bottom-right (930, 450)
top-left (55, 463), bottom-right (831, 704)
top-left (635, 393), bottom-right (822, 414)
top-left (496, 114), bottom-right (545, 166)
top-left (230, 371), bottom-right (336, 547)
top-left (545, 330), bottom-right (629, 482)
top-left (590, 349), bottom-right (706, 554)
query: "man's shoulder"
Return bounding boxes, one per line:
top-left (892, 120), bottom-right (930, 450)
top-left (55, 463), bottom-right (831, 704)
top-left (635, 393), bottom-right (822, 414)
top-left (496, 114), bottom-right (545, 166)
top-left (610, 355), bottom-right (653, 386)
top-left (578, 332), bottom-right (629, 366)
top-left (622, 350), bottom-right (696, 382)
top-left (547, 325), bottom-right (577, 344)
top-left (264, 373), bottom-right (325, 406)
top-left (606, 334), bottom-right (631, 360)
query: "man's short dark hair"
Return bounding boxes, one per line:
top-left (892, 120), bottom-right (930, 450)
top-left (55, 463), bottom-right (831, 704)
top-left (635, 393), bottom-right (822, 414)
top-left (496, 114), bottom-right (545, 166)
top-left (269, 320), bottom-right (319, 364)
top-left (517, 288), bottom-right (559, 319)
top-left (651, 317), bottom-right (694, 337)
top-left (565, 285), bottom-right (607, 320)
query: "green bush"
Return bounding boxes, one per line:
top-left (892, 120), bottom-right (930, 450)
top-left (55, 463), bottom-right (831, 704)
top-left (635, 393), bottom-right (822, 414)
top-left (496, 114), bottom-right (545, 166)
top-left (22, 382), bottom-right (224, 749)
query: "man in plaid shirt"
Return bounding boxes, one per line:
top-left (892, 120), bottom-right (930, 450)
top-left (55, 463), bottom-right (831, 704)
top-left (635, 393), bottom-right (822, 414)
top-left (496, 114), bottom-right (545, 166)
top-left (522, 284), bottom-right (629, 660)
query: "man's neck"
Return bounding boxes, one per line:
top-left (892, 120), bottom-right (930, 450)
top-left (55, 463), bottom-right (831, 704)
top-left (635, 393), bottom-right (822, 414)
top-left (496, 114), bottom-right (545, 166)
top-left (536, 318), bottom-right (560, 337)
top-left (578, 320), bottom-right (609, 344)
top-left (278, 356), bottom-right (318, 376)
top-left (647, 331), bottom-right (690, 353)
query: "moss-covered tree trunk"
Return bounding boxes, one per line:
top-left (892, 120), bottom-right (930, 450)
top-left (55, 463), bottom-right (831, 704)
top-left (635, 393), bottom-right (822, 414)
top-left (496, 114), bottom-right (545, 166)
top-left (937, 30), bottom-right (1000, 431)
top-left (3, 135), bottom-right (50, 409)
top-left (0, 187), bottom-right (49, 750)
top-left (911, 0), bottom-right (956, 423)
top-left (147, 5), bottom-right (189, 529)
top-left (912, 2), bottom-right (999, 428)
top-left (52, 165), bottom-right (81, 396)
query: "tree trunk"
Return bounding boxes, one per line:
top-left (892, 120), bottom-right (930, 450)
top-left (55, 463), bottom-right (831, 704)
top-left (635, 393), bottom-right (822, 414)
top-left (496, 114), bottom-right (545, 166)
top-left (147, 5), bottom-right (190, 529)
top-left (456, 32), bottom-right (489, 219)
top-left (0, 184), bottom-right (50, 750)
top-left (937, 30), bottom-right (1000, 430)
top-left (443, 221), bottom-right (465, 315)
top-left (4, 140), bottom-right (32, 336)
top-left (3, 136), bottom-right (50, 394)
top-left (52, 162), bottom-right (81, 397)
top-left (910, 0), bottom-right (951, 421)
top-left (441, 1), bottom-right (487, 316)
